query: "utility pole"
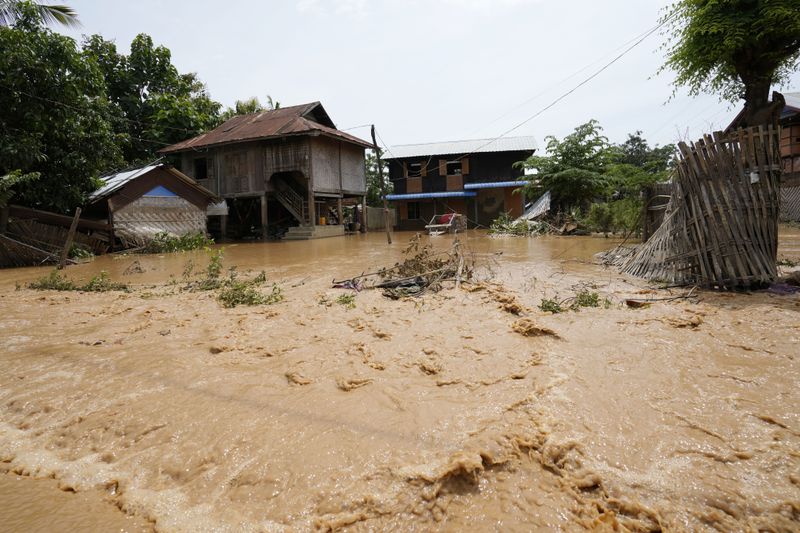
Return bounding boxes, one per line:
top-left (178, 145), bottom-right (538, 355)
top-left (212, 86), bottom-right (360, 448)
top-left (371, 125), bottom-right (392, 245)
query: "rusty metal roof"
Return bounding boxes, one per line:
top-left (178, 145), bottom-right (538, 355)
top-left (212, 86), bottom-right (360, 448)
top-left (159, 102), bottom-right (372, 153)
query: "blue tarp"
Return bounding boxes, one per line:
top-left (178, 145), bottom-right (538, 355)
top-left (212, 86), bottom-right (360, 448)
top-left (385, 191), bottom-right (477, 200)
top-left (464, 181), bottom-right (528, 189)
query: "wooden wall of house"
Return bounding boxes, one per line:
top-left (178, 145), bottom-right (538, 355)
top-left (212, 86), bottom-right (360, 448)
top-left (389, 150), bottom-right (532, 195)
top-left (781, 120), bottom-right (800, 187)
top-left (310, 136), bottom-right (340, 193)
top-left (310, 137), bottom-right (367, 195)
top-left (341, 142), bottom-right (366, 195)
top-left (263, 138), bottom-right (312, 190)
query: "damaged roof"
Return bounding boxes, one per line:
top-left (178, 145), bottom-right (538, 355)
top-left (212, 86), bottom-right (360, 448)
top-left (89, 163), bottom-right (218, 204)
top-left (159, 101), bottom-right (372, 153)
top-left (382, 136), bottom-right (538, 160)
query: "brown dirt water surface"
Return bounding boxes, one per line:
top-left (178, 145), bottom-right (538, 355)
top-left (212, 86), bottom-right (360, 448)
top-left (0, 229), bottom-right (798, 531)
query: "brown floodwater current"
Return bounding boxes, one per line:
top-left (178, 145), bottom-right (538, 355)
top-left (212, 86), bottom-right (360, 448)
top-left (0, 229), bottom-right (798, 531)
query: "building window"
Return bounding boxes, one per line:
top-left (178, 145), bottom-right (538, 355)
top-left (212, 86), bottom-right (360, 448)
top-left (408, 162), bottom-right (422, 178)
top-left (194, 158), bottom-right (209, 180)
top-left (446, 160), bottom-right (462, 176)
top-left (407, 202), bottom-right (420, 219)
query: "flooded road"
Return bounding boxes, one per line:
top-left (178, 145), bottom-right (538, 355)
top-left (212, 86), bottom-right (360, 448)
top-left (0, 229), bottom-right (798, 531)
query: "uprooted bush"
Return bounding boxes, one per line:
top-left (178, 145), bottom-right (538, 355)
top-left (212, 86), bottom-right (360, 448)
top-left (28, 270), bottom-right (128, 292)
top-left (217, 271), bottom-right (283, 308)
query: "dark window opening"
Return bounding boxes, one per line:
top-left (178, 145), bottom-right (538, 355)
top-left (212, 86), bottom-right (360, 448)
top-left (446, 161), bottom-right (462, 176)
top-left (407, 202), bottom-right (420, 219)
top-left (194, 158), bottom-right (209, 180)
top-left (408, 162), bottom-right (422, 178)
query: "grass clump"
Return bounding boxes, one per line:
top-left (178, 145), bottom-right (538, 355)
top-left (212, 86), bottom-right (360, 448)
top-left (336, 293), bottom-right (356, 309)
top-left (538, 290), bottom-right (611, 313)
top-left (777, 257), bottom-right (798, 267)
top-left (28, 270), bottom-right (127, 292)
top-left (143, 232), bottom-right (214, 254)
top-left (82, 271), bottom-right (129, 292)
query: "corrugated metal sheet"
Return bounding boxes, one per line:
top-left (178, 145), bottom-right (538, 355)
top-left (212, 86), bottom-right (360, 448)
top-left (464, 181), bottom-right (529, 189)
top-left (159, 102), bottom-right (372, 153)
top-left (383, 136), bottom-right (537, 160)
top-left (89, 165), bottom-right (160, 202)
top-left (385, 191), bottom-right (477, 200)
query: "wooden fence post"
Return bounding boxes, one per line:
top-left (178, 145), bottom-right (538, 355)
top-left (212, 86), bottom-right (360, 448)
top-left (371, 125), bottom-right (392, 244)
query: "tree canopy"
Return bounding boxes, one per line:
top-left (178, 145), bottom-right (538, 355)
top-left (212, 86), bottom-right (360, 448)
top-left (0, 6), bottom-right (122, 212)
top-left (518, 121), bottom-right (674, 222)
top-left (82, 33), bottom-right (221, 163)
top-left (219, 95), bottom-right (281, 122)
top-left (661, 0), bottom-right (800, 125)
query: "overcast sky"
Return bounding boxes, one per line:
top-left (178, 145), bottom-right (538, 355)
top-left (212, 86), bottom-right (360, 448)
top-left (60, 0), bottom-right (800, 152)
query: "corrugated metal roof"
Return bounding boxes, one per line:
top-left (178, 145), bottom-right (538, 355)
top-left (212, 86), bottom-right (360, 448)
top-left (159, 102), bottom-right (372, 153)
top-left (385, 191), bottom-right (477, 200)
top-left (89, 164), bottom-right (218, 204)
top-left (89, 164), bottom-right (160, 202)
top-left (464, 181), bottom-right (529, 189)
top-left (383, 136), bottom-right (537, 160)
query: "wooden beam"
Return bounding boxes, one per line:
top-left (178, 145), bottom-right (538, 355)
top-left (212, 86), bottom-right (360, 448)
top-left (9, 205), bottom-right (111, 232)
top-left (58, 207), bottom-right (81, 270)
top-left (0, 206), bottom-right (8, 234)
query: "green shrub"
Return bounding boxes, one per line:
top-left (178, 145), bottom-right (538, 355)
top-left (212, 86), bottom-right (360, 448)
top-left (143, 232), bottom-right (214, 253)
top-left (539, 298), bottom-right (565, 313)
top-left (585, 203), bottom-right (613, 234)
top-left (217, 272), bottom-right (282, 308)
top-left (28, 270), bottom-right (77, 291)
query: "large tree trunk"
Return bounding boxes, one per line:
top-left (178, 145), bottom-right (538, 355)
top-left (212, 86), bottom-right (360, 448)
top-left (739, 78), bottom-right (784, 128)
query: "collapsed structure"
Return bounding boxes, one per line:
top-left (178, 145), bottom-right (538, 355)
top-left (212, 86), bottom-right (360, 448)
top-left (609, 125), bottom-right (781, 289)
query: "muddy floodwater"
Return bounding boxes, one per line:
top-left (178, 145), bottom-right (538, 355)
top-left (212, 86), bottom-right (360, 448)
top-left (1, 229), bottom-right (798, 531)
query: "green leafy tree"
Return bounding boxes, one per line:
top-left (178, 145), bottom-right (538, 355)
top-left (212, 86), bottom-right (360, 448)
top-left (0, 0), bottom-right (78, 27)
top-left (661, 0), bottom-right (800, 127)
top-left (0, 170), bottom-right (39, 207)
top-left (518, 120), bottom-right (612, 212)
top-left (606, 132), bottom-right (675, 197)
top-left (365, 149), bottom-right (391, 207)
top-left (82, 34), bottom-right (221, 163)
top-left (0, 7), bottom-right (122, 212)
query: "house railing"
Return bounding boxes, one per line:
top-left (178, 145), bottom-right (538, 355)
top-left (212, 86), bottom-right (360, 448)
top-left (274, 182), bottom-right (307, 224)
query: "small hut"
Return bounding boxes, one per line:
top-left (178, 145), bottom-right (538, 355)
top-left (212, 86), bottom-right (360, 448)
top-left (87, 164), bottom-right (219, 248)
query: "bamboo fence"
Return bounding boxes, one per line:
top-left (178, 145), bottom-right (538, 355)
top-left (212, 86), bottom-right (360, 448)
top-left (614, 125), bottom-right (781, 289)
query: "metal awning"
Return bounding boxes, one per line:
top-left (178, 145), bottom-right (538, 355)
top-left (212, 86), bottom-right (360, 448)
top-left (385, 191), bottom-right (477, 200)
top-left (464, 181), bottom-right (528, 189)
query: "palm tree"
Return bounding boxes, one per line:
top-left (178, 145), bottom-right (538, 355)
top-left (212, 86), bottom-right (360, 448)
top-left (0, 0), bottom-right (79, 28)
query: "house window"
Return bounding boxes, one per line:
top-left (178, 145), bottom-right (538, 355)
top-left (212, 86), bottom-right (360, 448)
top-left (446, 161), bottom-right (462, 176)
top-left (408, 162), bottom-right (422, 178)
top-left (407, 202), bottom-right (421, 220)
top-left (194, 158), bottom-right (209, 180)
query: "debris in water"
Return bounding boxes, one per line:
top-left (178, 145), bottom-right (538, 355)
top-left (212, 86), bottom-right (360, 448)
top-left (512, 318), bottom-right (559, 338)
top-left (336, 376), bottom-right (373, 391)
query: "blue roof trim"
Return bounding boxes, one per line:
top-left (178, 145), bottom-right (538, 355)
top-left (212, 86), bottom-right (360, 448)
top-left (385, 191), bottom-right (477, 200)
top-left (464, 181), bottom-right (528, 189)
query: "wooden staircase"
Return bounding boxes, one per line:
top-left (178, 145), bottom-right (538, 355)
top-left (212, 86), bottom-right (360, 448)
top-left (273, 178), bottom-right (309, 226)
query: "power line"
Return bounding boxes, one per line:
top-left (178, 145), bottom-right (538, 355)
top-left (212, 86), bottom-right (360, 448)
top-left (380, 13), bottom-right (675, 184)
